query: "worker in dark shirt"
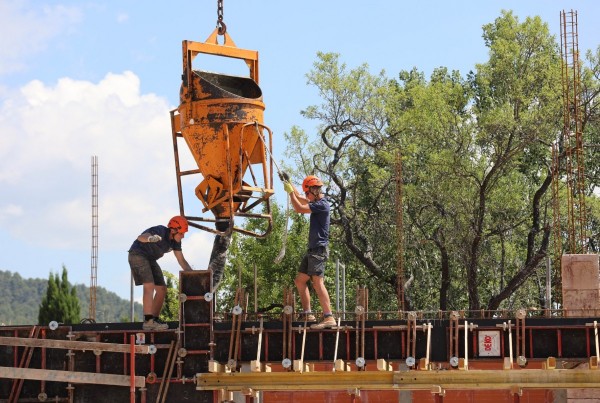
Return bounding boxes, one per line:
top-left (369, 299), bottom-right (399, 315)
top-left (284, 175), bottom-right (336, 329)
top-left (128, 215), bottom-right (193, 330)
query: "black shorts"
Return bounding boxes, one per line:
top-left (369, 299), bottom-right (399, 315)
top-left (128, 253), bottom-right (166, 286)
top-left (298, 246), bottom-right (328, 277)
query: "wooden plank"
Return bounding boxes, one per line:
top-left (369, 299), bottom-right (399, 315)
top-left (0, 336), bottom-right (153, 354)
top-left (0, 366), bottom-right (145, 388)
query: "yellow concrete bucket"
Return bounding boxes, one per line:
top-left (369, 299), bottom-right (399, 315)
top-left (171, 29), bottom-right (274, 237)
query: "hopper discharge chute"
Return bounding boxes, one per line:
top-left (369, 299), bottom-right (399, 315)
top-left (171, 28), bottom-right (275, 239)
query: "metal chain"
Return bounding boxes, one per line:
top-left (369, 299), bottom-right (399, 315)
top-left (216, 0), bottom-right (226, 35)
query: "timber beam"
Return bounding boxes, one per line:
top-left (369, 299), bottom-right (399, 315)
top-left (196, 368), bottom-right (600, 392)
top-left (0, 336), bottom-right (155, 354)
top-left (0, 366), bottom-right (145, 388)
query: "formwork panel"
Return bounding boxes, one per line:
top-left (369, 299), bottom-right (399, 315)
top-left (183, 324), bottom-right (211, 351)
top-left (560, 328), bottom-right (588, 358)
top-left (182, 299), bottom-right (211, 323)
top-left (531, 329), bottom-right (559, 357)
top-left (182, 354), bottom-right (210, 377)
top-left (212, 332), bottom-right (232, 362)
top-left (376, 330), bottom-right (404, 360)
top-left (180, 271), bottom-right (212, 296)
top-left (295, 330), bottom-right (320, 361)
top-left (240, 332), bottom-right (260, 362)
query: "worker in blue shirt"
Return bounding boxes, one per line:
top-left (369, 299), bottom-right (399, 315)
top-left (128, 215), bottom-right (193, 330)
top-left (284, 175), bottom-right (336, 329)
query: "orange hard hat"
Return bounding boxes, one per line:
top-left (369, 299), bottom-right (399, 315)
top-left (168, 216), bottom-right (189, 234)
top-left (302, 175), bottom-right (323, 192)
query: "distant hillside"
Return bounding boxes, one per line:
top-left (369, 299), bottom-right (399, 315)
top-left (0, 270), bottom-right (142, 325)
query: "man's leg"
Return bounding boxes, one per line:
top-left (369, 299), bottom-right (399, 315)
top-left (142, 283), bottom-right (156, 317)
top-left (311, 275), bottom-right (332, 314)
top-left (152, 285), bottom-right (167, 317)
top-left (130, 253), bottom-right (155, 319)
top-left (294, 272), bottom-right (312, 312)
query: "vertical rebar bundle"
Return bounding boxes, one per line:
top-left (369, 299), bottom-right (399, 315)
top-left (558, 9), bottom-right (587, 254)
top-left (90, 155), bottom-right (98, 321)
top-left (395, 152), bottom-right (405, 312)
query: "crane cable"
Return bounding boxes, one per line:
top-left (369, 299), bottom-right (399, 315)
top-left (251, 124), bottom-right (291, 264)
top-left (274, 195), bottom-right (290, 264)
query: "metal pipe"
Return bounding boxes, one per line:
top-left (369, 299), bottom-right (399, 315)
top-left (130, 335), bottom-right (135, 403)
top-left (256, 317), bottom-right (264, 363)
top-left (425, 323), bottom-right (432, 365)
top-left (130, 273), bottom-right (134, 322)
top-left (464, 320), bottom-right (468, 369)
top-left (508, 321), bottom-right (514, 368)
top-left (333, 317), bottom-right (341, 371)
top-left (595, 321), bottom-right (599, 362)
top-left (335, 259), bottom-right (340, 314)
top-left (545, 256), bottom-right (552, 312)
top-left (299, 324), bottom-right (307, 372)
top-left (342, 262), bottom-right (346, 320)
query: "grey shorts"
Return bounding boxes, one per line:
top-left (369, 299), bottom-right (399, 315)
top-left (298, 246), bottom-right (328, 277)
top-left (128, 253), bottom-right (166, 286)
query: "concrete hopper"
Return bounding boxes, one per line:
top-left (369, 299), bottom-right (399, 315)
top-left (171, 29), bottom-right (274, 237)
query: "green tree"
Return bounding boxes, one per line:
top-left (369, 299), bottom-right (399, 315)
top-left (283, 11), bottom-right (600, 313)
top-left (38, 266), bottom-right (81, 325)
top-left (161, 271), bottom-right (179, 321)
top-left (285, 51), bottom-right (401, 312)
top-left (218, 200), bottom-right (313, 314)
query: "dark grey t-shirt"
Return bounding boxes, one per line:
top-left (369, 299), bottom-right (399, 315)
top-left (128, 225), bottom-right (181, 260)
top-left (308, 197), bottom-right (330, 249)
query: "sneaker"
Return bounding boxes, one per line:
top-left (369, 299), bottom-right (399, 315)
top-left (154, 317), bottom-right (170, 329)
top-left (301, 313), bottom-right (316, 322)
top-left (310, 315), bottom-right (336, 329)
top-left (142, 318), bottom-right (168, 331)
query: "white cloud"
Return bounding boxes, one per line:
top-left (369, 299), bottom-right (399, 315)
top-left (0, 71), bottom-right (212, 256)
top-left (0, 204), bottom-right (23, 221)
top-left (0, 1), bottom-right (82, 75)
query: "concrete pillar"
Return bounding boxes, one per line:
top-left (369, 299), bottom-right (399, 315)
top-left (561, 254), bottom-right (600, 317)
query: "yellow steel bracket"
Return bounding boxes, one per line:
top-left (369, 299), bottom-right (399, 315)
top-left (182, 28), bottom-right (259, 94)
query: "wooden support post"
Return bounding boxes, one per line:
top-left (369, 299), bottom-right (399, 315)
top-left (335, 359), bottom-right (351, 372)
top-left (376, 359), bottom-right (392, 371)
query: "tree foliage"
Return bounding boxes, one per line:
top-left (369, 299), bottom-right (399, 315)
top-left (276, 11), bottom-right (600, 314)
top-left (217, 201), bottom-right (313, 314)
top-left (38, 266), bottom-right (81, 325)
top-left (161, 271), bottom-right (180, 321)
top-left (0, 269), bottom-right (143, 325)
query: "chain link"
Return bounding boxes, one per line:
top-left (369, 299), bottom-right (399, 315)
top-left (216, 0), bottom-right (226, 35)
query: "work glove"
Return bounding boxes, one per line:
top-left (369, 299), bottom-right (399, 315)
top-left (147, 235), bottom-right (162, 243)
top-left (283, 181), bottom-right (295, 194)
top-left (278, 171), bottom-right (290, 182)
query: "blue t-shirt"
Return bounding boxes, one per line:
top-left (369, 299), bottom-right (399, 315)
top-left (128, 225), bottom-right (182, 260)
top-left (308, 197), bottom-right (330, 249)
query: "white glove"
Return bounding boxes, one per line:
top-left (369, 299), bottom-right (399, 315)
top-left (147, 235), bottom-right (162, 243)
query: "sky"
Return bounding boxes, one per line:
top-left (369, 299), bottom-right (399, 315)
top-left (1, 0), bottom-right (599, 306)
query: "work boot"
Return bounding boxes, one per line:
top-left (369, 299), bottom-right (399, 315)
top-left (142, 318), bottom-right (168, 331)
top-left (310, 315), bottom-right (336, 329)
top-left (300, 312), bottom-right (316, 322)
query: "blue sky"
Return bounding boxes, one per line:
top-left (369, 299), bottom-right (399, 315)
top-left (1, 1), bottom-right (598, 307)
